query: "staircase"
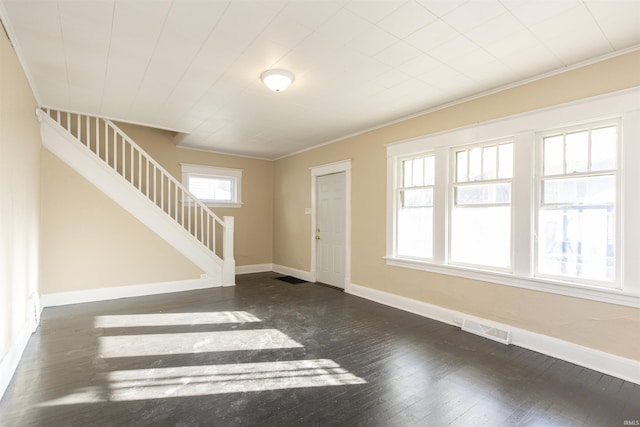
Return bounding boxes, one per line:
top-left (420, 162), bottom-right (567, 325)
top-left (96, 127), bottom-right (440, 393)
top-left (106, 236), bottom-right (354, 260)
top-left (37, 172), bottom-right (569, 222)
top-left (37, 108), bottom-right (235, 286)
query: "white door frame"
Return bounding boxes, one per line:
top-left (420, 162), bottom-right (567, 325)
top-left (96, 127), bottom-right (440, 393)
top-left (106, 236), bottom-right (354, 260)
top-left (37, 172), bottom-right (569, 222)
top-left (310, 159), bottom-right (351, 287)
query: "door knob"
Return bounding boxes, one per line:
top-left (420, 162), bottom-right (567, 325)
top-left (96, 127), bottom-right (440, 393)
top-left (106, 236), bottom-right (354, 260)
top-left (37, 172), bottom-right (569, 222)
top-left (316, 236), bottom-right (321, 240)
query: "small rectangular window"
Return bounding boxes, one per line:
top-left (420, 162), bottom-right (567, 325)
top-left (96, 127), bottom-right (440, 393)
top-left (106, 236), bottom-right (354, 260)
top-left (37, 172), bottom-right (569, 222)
top-left (188, 175), bottom-right (233, 202)
top-left (396, 155), bottom-right (435, 259)
top-left (450, 141), bottom-right (513, 269)
top-left (181, 164), bottom-right (242, 207)
top-left (537, 122), bottom-right (618, 284)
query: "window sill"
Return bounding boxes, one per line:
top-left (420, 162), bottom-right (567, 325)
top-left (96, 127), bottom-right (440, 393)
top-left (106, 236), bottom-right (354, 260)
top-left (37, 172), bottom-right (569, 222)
top-left (384, 256), bottom-right (640, 308)
top-left (182, 201), bottom-right (242, 209)
top-left (204, 202), bottom-right (242, 209)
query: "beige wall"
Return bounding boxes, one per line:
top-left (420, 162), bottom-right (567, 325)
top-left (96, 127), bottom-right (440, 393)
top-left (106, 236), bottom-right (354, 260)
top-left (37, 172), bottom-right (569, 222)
top-left (273, 51), bottom-right (640, 361)
top-left (0, 27), bottom-right (40, 366)
top-left (115, 123), bottom-right (274, 267)
top-left (39, 150), bottom-right (204, 293)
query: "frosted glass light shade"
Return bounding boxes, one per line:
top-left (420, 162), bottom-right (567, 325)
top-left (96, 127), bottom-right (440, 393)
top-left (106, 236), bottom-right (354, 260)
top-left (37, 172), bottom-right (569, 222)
top-left (260, 69), bottom-right (294, 92)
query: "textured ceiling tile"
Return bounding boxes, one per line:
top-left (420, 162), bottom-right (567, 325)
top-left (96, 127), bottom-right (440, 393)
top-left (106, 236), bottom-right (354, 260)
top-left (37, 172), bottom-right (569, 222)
top-left (260, 13), bottom-right (314, 49)
top-left (377, 1), bottom-right (437, 38)
top-left (374, 40), bottom-right (423, 68)
top-left (314, 7), bottom-right (372, 45)
top-left (277, 0), bottom-right (344, 30)
top-left (483, 28), bottom-right (540, 58)
top-left (441, 0), bottom-right (506, 33)
top-left (465, 11), bottom-right (524, 47)
top-left (587, 1), bottom-right (640, 50)
top-left (417, 0), bottom-right (468, 18)
top-left (404, 19), bottom-right (459, 53)
top-left (397, 54), bottom-right (441, 77)
top-left (506, 0), bottom-right (582, 27)
top-left (347, 24), bottom-right (399, 56)
top-left (448, 48), bottom-right (497, 74)
top-left (345, 0), bottom-right (404, 23)
top-left (429, 35), bottom-right (478, 63)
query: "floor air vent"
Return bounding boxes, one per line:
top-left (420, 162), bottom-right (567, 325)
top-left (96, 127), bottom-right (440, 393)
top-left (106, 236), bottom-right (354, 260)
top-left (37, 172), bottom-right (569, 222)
top-left (461, 319), bottom-right (512, 345)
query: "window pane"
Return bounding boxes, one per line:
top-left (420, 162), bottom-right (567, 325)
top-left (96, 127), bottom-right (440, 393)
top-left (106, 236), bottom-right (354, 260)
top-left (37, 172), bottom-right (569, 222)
top-left (402, 188), bottom-right (433, 208)
top-left (482, 145), bottom-right (497, 180)
top-left (403, 159), bottom-right (413, 187)
top-left (469, 148), bottom-right (481, 181)
top-left (412, 158), bottom-right (424, 186)
top-left (397, 206), bottom-right (433, 259)
top-left (591, 126), bottom-right (616, 171)
top-left (424, 156), bottom-right (435, 186)
top-left (189, 176), bottom-right (232, 201)
top-left (215, 179), bottom-right (232, 201)
top-left (498, 143), bottom-right (513, 179)
top-left (542, 176), bottom-right (615, 205)
top-left (565, 130), bottom-right (588, 173)
top-left (397, 155), bottom-right (434, 259)
top-left (403, 156), bottom-right (434, 188)
top-left (456, 183), bottom-right (511, 205)
top-left (538, 206), bottom-right (615, 282)
top-left (543, 135), bottom-right (564, 176)
top-left (456, 151), bottom-right (468, 182)
top-left (451, 205), bottom-right (511, 268)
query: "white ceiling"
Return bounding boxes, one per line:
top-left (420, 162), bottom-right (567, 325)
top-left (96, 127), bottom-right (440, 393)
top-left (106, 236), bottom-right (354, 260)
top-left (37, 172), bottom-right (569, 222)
top-left (1, 0), bottom-right (639, 159)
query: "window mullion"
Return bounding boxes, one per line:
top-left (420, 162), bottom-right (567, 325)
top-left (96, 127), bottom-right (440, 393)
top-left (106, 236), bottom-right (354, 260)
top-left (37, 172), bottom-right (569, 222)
top-left (465, 149), bottom-right (470, 183)
top-left (512, 131), bottom-right (535, 277)
top-left (433, 147), bottom-right (449, 264)
top-left (621, 111), bottom-right (640, 293)
top-left (562, 132), bottom-right (567, 174)
top-left (387, 155), bottom-right (399, 258)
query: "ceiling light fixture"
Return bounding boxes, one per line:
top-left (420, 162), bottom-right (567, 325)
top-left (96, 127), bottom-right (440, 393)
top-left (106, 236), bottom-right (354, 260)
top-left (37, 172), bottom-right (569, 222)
top-left (260, 69), bottom-right (295, 92)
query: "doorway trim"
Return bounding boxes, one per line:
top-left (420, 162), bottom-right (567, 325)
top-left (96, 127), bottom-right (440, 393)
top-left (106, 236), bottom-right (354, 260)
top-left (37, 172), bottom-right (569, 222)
top-left (310, 159), bottom-right (352, 286)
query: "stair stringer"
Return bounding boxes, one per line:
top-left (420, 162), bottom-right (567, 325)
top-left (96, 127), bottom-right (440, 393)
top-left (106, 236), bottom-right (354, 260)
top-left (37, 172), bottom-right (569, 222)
top-left (39, 114), bottom-right (223, 283)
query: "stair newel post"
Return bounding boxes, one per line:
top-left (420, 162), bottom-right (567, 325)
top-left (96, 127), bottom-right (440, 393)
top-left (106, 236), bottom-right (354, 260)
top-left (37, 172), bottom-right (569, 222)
top-left (222, 216), bottom-right (236, 286)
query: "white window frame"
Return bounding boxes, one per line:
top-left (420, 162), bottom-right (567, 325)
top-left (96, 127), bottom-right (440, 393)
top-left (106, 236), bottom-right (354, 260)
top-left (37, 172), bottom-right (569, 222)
top-left (181, 163), bottom-right (242, 208)
top-left (385, 88), bottom-right (640, 308)
top-left (534, 119), bottom-right (621, 288)
top-left (448, 139), bottom-right (514, 271)
top-left (395, 153), bottom-right (436, 260)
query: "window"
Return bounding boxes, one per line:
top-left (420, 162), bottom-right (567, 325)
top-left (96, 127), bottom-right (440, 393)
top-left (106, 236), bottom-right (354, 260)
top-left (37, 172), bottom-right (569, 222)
top-left (385, 88), bottom-right (640, 307)
top-left (396, 155), bottom-right (434, 259)
top-left (536, 122), bottom-right (618, 284)
top-left (451, 141), bottom-right (513, 269)
top-left (181, 164), bottom-right (242, 207)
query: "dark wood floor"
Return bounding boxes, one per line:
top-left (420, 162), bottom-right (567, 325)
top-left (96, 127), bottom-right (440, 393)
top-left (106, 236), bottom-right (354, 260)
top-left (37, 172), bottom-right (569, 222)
top-left (1, 272), bottom-right (638, 426)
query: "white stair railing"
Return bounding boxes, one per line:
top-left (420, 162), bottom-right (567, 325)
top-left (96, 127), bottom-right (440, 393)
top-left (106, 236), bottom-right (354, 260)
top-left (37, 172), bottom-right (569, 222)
top-left (39, 108), bottom-right (234, 282)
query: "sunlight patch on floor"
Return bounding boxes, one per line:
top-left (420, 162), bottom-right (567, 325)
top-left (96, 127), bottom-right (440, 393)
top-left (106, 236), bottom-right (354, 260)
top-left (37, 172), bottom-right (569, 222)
top-left (37, 359), bottom-right (366, 406)
top-left (94, 311), bottom-right (261, 328)
top-left (110, 359), bottom-right (366, 400)
top-left (99, 329), bottom-right (303, 358)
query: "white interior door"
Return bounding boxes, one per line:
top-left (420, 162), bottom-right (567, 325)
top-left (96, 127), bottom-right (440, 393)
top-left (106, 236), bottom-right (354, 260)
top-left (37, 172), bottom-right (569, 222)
top-left (316, 172), bottom-right (346, 288)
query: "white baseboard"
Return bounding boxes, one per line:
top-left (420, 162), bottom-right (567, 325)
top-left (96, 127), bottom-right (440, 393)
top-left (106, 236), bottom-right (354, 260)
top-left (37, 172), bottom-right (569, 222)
top-left (272, 264), bottom-right (314, 282)
top-left (0, 305), bottom-right (39, 400)
top-left (40, 278), bottom-right (218, 307)
top-left (346, 282), bottom-right (640, 385)
top-left (236, 264), bottom-right (273, 275)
